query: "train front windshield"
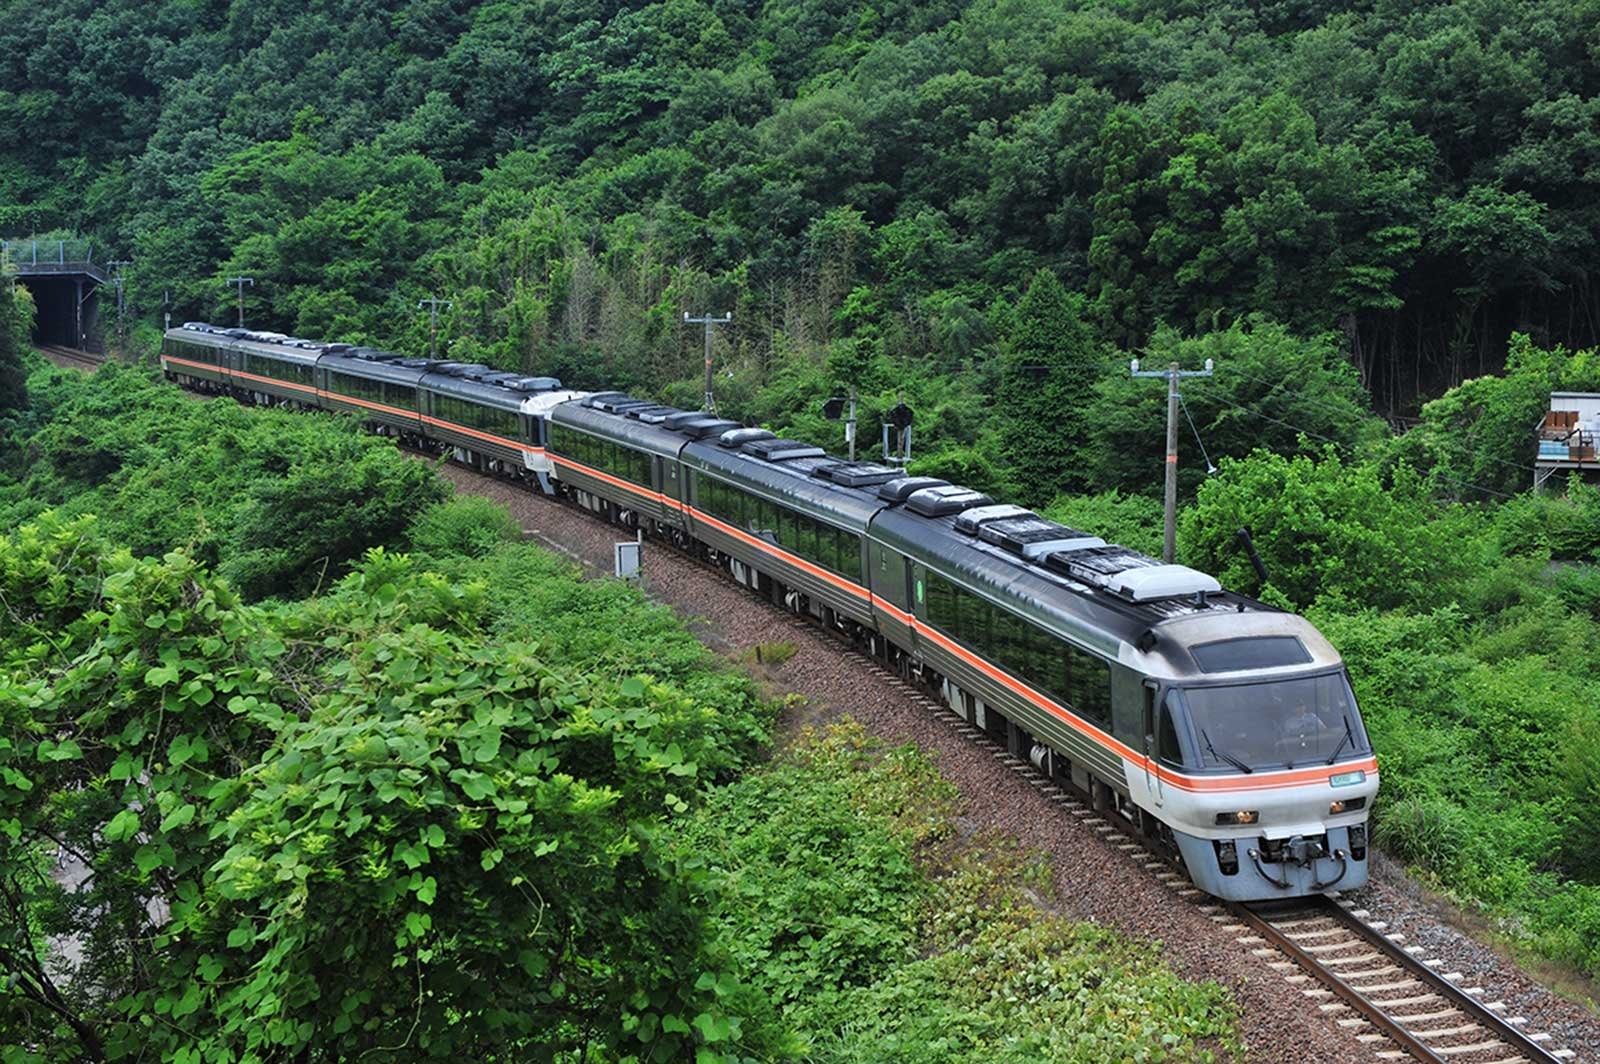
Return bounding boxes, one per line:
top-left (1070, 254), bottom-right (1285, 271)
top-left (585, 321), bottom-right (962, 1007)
top-left (1178, 672), bottom-right (1368, 771)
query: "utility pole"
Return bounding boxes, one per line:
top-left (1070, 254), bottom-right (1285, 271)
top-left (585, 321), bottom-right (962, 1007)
top-left (226, 277), bottom-right (254, 328)
top-left (108, 260), bottom-right (132, 348)
top-left (418, 297), bottom-right (452, 360)
top-left (162, 289), bottom-right (172, 333)
top-left (683, 310), bottom-right (732, 413)
top-left (1131, 357), bottom-right (1214, 564)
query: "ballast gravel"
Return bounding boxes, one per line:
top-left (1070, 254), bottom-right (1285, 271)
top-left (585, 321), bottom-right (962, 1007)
top-left (440, 464), bottom-right (1600, 1062)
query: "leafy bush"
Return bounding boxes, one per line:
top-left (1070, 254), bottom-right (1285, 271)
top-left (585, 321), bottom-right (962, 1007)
top-left (679, 724), bottom-right (1240, 1062)
top-left (0, 363), bottom-right (448, 600)
top-left (406, 493), bottom-right (523, 558)
top-left (1180, 448), bottom-right (1482, 610)
top-left (0, 522), bottom-right (782, 1061)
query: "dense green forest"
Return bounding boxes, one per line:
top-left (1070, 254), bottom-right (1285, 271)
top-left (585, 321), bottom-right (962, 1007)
top-left (3, 0), bottom-right (1598, 431)
top-left (0, 358), bottom-right (1240, 1060)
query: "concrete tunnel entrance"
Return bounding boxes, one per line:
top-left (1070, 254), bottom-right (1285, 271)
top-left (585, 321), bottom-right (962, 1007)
top-left (17, 274), bottom-right (100, 349)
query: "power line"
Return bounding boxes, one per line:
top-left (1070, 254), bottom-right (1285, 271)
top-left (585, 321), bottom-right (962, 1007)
top-left (1177, 391), bottom-right (1216, 475)
top-left (1196, 388), bottom-right (1518, 500)
top-left (1213, 365), bottom-right (1537, 478)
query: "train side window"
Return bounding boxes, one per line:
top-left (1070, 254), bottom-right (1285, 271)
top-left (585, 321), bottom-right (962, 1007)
top-left (841, 533), bottom-right (862, 581)
top-left (825, 524), bottom-right (851, 572)
top-left (797, 515), bottom-right (819, 563)
top-left (1066, 645), bottom-right (1112, 725)
top-left (955, 586), bottom-right (987, 648)
top-left (926, 571), bottom-right (955, 629)
top-left (1158, 697), bottom-right (1184, 765)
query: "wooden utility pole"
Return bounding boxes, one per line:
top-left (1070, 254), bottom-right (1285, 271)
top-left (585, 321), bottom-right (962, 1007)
top-left (1131, 357), bottom-right (1214, 563)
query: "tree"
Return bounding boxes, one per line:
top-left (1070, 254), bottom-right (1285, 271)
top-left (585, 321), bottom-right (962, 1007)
top-left (996, 269), bottom-right (1102, 504)
top-left (1178, 448), bottom-right (1480, 610)
top-left (0, 525), bottom-right (780, 1061)
top-left (1083, 318), bottom-right (1386, 498)
top-left (1088, 106), bottom-right (1154, 348)
top-left (0, 279), bottom-right (33, 414)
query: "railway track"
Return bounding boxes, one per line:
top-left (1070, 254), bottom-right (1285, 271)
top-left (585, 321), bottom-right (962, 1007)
top-left (35, 343), bottom-right (105, 370)
top-left (1234, 898), bottom-right (1572, 1063)
top-left (862, 663), bottom-right (1578, 1063)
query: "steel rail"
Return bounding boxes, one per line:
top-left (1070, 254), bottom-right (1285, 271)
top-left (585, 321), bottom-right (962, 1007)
top-left (1236, 896), bottom-right (1566, 1064)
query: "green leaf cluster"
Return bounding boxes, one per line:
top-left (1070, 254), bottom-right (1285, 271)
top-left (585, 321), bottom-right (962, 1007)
top-left (0, 515), bottom-right (780, 1061)
top-left (677, 723), bottom-right (1241, 1062)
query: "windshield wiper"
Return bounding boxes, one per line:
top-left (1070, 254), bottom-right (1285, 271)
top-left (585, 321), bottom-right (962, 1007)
top-left (1201, 729), bottom-right (1253, 774)
top-left (1325, 718), bottom-right (1355, 765)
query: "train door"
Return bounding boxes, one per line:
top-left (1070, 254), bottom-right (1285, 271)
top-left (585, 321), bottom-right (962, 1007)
top-left (1142, 681), bottom-right (1166, 807)
top-left (660, 457), bottom-right (682, 506)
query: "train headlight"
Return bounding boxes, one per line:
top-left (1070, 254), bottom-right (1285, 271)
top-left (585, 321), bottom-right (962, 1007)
top-left (1215, 810), bottom-right (1258, 826)
top-left (1329, 797), bottom-right (1366, 815)
top-left (1329, 769), bottom-right (1366, 788)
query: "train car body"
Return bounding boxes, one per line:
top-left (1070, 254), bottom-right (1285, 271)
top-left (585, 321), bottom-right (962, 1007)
top-left (157, 325), bottom-right (1378, 902)
top-left (681, 433), bottom-right (882, 630)
top-left (419, 370), bottom-right (539, 474)
top-left (315, 350), bottom-right (426, 435)
top-left (160, 322), bottom-right (240, 390)
top-left (546, 396), bottom-right (703, 531)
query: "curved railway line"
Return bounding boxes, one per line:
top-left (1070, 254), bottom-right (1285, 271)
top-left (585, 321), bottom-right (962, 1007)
top-left (874, 659), bottom-right (1578, 1063)
top-left (639, 512), bottom-right (1582, 1063)
top-left (1235, 898), bottom-right (1572, 1063)
top-left (35, 343), bottom-right (105, 370)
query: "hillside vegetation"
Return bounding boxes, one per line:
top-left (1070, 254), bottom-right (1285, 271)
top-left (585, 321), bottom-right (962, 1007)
top-left (0, 361), bottom-right (1241, 1060)
top-left (7, 0), bottom-right (1600, 1012)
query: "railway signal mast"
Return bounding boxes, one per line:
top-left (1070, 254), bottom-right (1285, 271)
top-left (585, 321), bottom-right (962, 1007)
top-left (822, 390), bottom-right (858, 460)
top-left (883, 400), bottom-right (914, 466)
top-left (1130, 357), bottom-right (1214, 564)
top-left (108, 260), bottom-right (132, 347)
top-left (683, 310), bottom-right (732, 413)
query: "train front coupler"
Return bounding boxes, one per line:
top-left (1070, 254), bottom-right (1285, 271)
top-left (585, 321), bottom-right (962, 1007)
top-left (1249, 833), bottom-right (1349, 892)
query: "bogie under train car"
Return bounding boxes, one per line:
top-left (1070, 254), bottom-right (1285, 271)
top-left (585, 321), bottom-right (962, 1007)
top-left (163, 322), bottom-right (1378, 901)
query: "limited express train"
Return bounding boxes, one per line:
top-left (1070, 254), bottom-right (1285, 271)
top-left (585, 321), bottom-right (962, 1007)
top-left (163, 322), bottom-right (1379, 901)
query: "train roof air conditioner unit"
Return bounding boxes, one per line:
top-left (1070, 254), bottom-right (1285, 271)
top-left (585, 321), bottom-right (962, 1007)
top-left (905, 485), bottom-right (994, 517)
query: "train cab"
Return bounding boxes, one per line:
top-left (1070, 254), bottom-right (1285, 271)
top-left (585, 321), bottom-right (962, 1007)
top-left (1128, 613), bottom-right (1379, 901)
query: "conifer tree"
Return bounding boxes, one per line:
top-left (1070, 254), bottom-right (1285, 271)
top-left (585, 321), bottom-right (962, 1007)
top-left (997, 269), bottom-right (1102, 504)
top-left (0, 279), bottom-right (32, 414)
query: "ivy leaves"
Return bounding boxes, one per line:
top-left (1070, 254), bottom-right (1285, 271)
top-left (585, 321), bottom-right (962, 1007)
top-left (0, 518), bottom-right (776, 1061)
